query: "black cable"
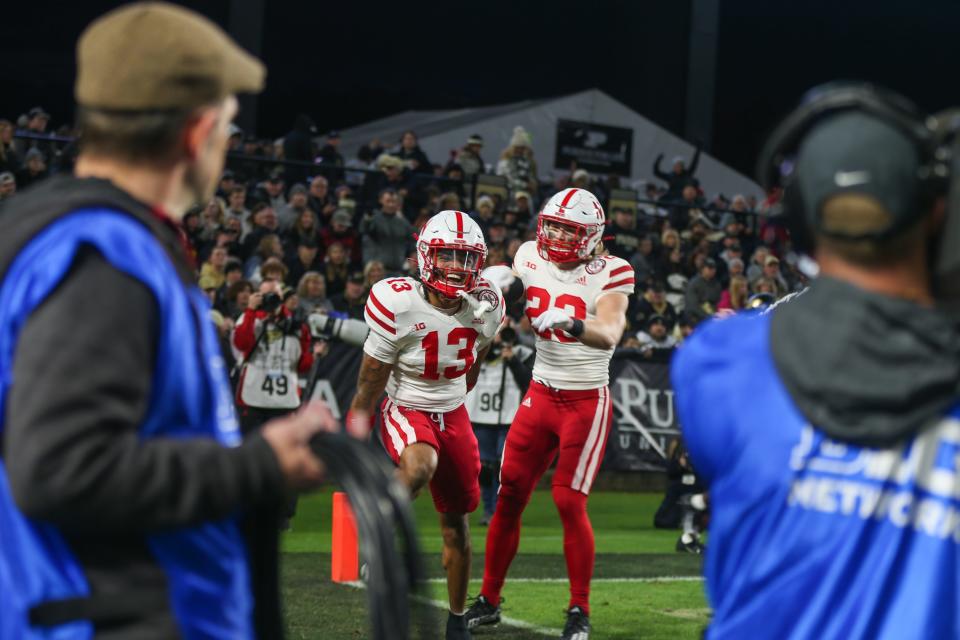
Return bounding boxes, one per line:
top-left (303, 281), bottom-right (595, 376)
top-left (303, 350), bottom-right (431, 638)
top-left (308, 432), bottom-right (431, 640)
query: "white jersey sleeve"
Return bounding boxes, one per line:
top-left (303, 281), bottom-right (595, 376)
top-left (599, 255), bottom-right (636, 298)
top-left (362, 279), bottom-right (415, 362)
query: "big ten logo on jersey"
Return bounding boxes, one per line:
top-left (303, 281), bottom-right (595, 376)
top-left (412, 322), bottom-right (427, 331)
top-left (524, 260), bottom-right (537, 270)
top-left (419, 327), bottom-right (479, 380)
top-left (525, 286), bottom-right (586, 343)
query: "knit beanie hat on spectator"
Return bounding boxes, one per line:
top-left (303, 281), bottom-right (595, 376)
top-left (510, 126), bottom-right (532, 148)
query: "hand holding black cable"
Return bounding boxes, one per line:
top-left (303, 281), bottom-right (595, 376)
top-left (300, 372), bottom-right (429, 639)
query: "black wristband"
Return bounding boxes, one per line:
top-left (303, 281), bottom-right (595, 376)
top-left (569, 318), bottom-right (585, 337)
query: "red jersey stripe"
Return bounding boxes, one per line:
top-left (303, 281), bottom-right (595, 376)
top-left (609, 265), bottom-right (633, 277)
top-left (603, 278), bottom-right (635, 290)
top-left (365, 305), bottom-right (396, 334)
top-left (368, 289), bottom-right (395, 321)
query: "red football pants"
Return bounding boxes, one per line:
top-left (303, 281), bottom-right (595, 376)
top-left (379, 398), bottom-right (481, 514)
top-left (481, 382), bottom-right (611, 614)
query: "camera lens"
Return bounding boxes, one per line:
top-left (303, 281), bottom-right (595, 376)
top-left (261, 292), bottom-right (282, 313)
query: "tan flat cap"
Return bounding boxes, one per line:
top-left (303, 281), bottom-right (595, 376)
top-left (76, 2), bottom-right (265, 111)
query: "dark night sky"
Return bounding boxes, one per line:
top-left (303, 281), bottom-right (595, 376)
top-left (3, 0), bottom-right (960, 177)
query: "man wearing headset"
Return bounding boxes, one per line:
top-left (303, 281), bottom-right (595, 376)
top-left (672, 84), bottom-right (960, 639)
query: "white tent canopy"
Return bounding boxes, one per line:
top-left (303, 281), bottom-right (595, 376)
top-left (336, 88), bottom-right (762, 200)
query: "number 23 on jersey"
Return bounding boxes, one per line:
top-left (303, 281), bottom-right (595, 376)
top-left (525, 286), bottom-right (586, 342)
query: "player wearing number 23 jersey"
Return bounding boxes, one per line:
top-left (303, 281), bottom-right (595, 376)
top-left (348, 210), bottom-right (504, 640)
top-left (468, 188), bottom-right (634, 640)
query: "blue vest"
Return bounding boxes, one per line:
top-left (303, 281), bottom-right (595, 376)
top-left (673, 312), bottom-right (960, 640)
top-left (0, 209), bottom-right (252, 639)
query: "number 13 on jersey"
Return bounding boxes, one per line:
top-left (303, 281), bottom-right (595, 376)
top-left (420, 327), bottom-right (479, 380)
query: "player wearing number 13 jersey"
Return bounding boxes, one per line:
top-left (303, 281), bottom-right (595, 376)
top-left (467, 188), bottom-right (634, 640)
top-left (348, 209), bottom-right (504, 640)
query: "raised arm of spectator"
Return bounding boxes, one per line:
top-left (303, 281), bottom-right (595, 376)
top-left (233, 294), bottom-right (263, 355)
top-left (653, 153), bottom-right (670, 180)
top-left (687, 144), bottom-right (702, 176)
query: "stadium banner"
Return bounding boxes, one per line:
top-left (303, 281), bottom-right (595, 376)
top-left (307, 341), bottom-right (364, 419)
top-left (603, 351), bottom-right (679, 472)
top-left (554, 119), bottom-right (633, 176)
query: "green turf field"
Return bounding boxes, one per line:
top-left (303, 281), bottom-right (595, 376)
top-left (282, 487), bottom-right (709, 639)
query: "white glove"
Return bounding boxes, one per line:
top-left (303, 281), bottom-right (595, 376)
top-left (457, 290), bottom-right (494, 319)
top-left (482, 265), bottom-right (515, 292)
top-left (532, 308), bottom-right (573, 333)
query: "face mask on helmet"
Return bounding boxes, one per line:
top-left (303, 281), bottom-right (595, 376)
top-left (420, 245), bottom-right (485, 298)
top-left (536, 216), bottom-right (599, 263)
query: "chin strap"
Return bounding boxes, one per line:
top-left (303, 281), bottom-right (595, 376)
top-left (456, 290), bottom-right (493, 319)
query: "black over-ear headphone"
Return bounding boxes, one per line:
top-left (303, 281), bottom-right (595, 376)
top-left (755, 81), bottom-right (950, 255)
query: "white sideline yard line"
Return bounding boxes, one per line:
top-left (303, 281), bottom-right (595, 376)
top-left (424, 575), bottom-right (704, 584)
top-left (340, 580), bottom-right (561, 637)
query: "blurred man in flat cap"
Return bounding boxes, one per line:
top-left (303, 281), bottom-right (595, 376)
top-left (0, 3), bottom-right (334, 638)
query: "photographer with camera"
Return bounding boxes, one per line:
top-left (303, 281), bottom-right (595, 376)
top-left (464, 325), bottom-right (534, 525)
top-left (232, 279), bottom-right (326, 621)
top-left (234, 279), bottom-right (322, 429)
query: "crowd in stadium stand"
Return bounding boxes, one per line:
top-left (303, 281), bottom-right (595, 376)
top-left (1, 106), bottom-right (810, 367)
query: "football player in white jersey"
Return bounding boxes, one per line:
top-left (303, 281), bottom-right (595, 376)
top-left (347, 210), bottom-right (505, 640)
top-left (466, 188), bottom-right (634, 640)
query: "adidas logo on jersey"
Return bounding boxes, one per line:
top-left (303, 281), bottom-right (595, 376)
top-left (521, 397), bottom-right (532, 407)
top-left (576, 276), bottom-right (587, 285)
